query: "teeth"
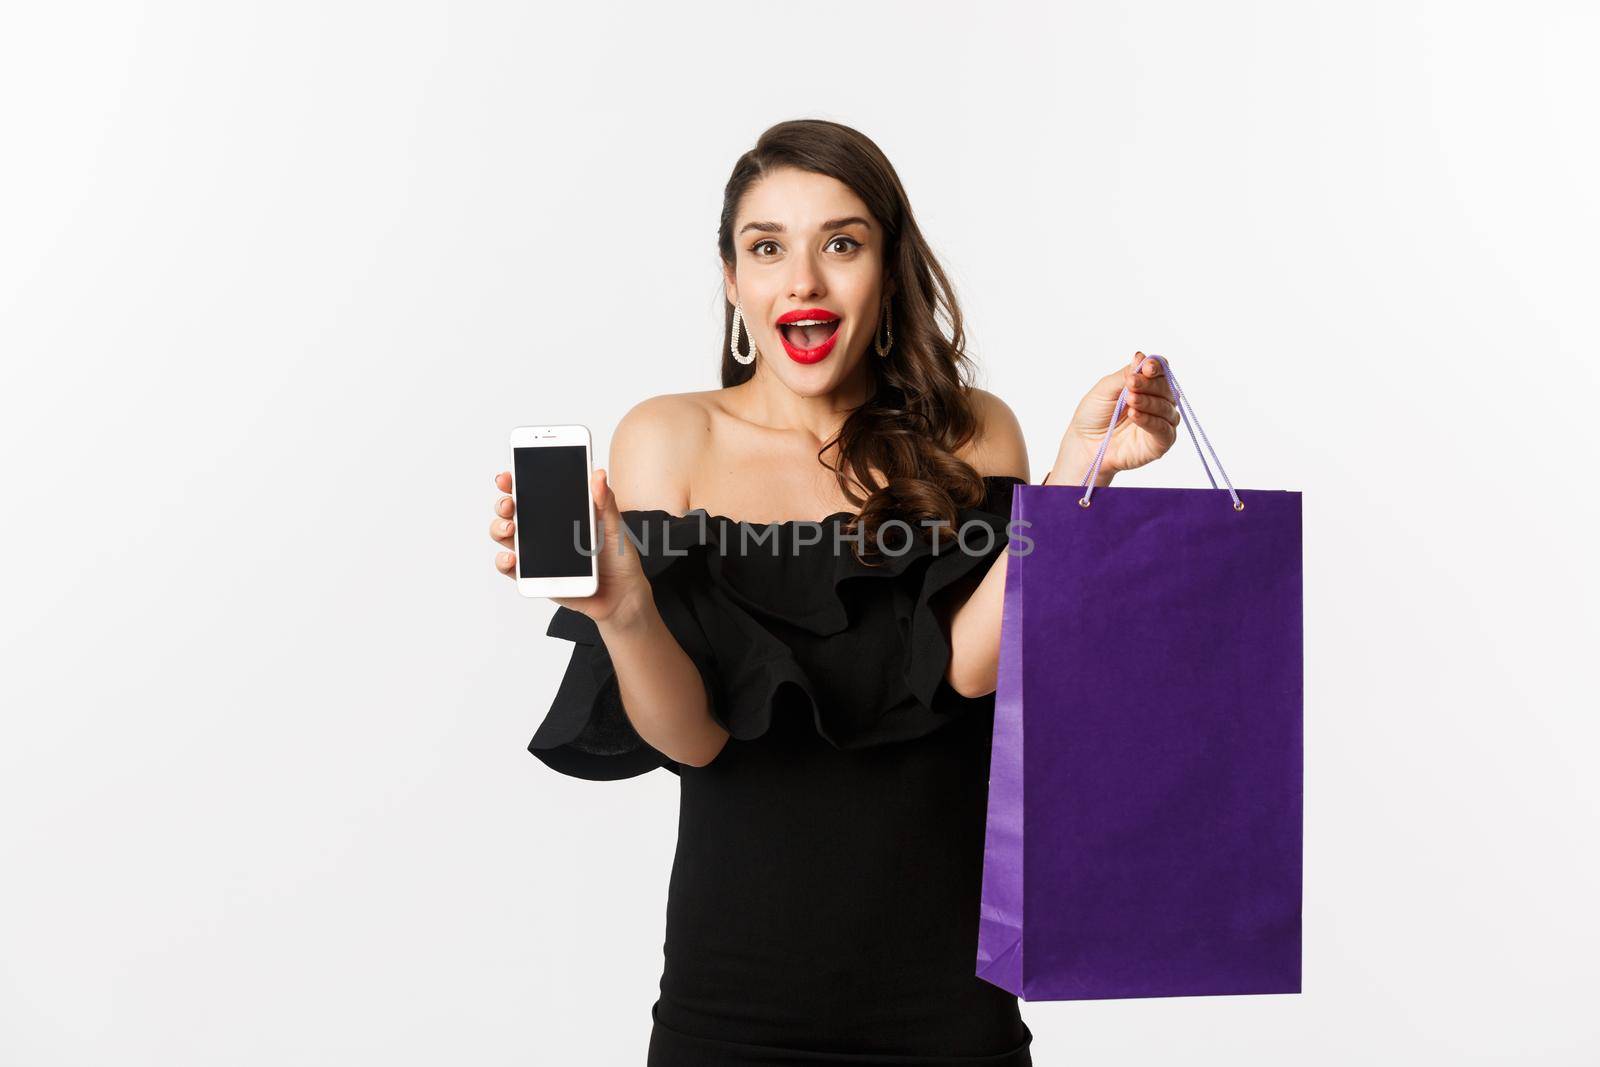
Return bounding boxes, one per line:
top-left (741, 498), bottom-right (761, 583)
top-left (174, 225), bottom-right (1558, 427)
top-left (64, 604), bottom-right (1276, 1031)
top-left (784, 318), bottom-right (836, 327)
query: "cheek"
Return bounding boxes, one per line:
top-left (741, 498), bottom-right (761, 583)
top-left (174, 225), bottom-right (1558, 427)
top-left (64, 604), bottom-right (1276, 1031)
top-left (845, 291), bottom-right (884, 334)
top-left (824, 267), bottom-right (879, 315)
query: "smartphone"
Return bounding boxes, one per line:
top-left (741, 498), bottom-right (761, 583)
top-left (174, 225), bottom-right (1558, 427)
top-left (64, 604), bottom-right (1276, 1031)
top-left (508, 425), bottom-right (599, 599)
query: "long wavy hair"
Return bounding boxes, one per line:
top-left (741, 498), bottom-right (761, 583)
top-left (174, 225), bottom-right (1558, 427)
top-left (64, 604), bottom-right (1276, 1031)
top-left (717, 119), bottom-right (991, 560)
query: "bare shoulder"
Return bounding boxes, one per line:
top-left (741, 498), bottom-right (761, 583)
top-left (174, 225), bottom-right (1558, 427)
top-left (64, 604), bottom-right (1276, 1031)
top-left (957, 387), bottom-right (1030, 481)
top-left (607, 391), bottom-right (717, 513)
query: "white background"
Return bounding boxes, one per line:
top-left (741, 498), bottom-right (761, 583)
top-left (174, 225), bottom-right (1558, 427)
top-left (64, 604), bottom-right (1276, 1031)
top-left (2, 1), bottom-right (1596, 1063)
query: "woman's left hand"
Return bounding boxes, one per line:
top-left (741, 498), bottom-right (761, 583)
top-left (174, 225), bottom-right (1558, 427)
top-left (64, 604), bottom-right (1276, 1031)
top-left (1050, 352), bottom-right (1181, 485)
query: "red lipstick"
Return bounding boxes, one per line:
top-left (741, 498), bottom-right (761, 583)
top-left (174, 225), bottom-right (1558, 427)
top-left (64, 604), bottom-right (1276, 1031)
top-left (775, 307), bottom-right (842, 365)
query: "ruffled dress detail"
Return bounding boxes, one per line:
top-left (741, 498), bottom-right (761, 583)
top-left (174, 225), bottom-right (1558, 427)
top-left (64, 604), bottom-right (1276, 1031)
top-left (530, 475), bottom-right (1024, 778)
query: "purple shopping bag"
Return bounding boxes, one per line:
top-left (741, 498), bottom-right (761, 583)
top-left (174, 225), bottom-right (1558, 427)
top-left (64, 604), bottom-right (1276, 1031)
top-left (976, 355), bottom-right (1302, 1001)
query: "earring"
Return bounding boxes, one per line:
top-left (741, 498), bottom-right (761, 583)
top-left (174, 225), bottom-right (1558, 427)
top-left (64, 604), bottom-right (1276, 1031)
top-left (731, 303), bottom-right (759, 365)
top-left (875, 296), bottom-right (894, 358)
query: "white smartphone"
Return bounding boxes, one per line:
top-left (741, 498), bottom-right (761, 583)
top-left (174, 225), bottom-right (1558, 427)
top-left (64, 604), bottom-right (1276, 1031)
top-left (508, 425), bottom-right (599, 599)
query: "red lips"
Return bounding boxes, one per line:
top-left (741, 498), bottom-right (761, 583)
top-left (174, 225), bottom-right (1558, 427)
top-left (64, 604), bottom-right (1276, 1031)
top-left (774, 308), bottom-right (843, 364)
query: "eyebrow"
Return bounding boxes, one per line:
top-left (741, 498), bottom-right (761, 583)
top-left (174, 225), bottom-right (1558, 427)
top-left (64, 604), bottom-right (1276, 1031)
top-left (737, 216), bottom-right (873, 236)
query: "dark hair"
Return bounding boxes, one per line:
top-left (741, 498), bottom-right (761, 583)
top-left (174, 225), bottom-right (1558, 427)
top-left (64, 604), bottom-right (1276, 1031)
top-left (716, 118), bottom-right (991, 560)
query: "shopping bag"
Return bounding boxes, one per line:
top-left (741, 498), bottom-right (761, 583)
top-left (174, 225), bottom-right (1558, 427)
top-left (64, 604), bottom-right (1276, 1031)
top-left (976, 354), bottom-right (1302, 1000)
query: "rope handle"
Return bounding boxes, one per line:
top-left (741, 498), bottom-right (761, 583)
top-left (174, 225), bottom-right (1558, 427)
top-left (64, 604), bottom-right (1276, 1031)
top-left (1079, 353), bottom-right (1243, 511)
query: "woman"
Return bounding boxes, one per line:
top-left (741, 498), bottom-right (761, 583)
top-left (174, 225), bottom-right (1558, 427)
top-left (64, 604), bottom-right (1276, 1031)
top-left (490, 119), bottom-right (1180, 1065)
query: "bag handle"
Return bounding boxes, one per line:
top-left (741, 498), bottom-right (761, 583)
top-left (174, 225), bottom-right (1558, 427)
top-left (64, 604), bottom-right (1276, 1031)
top-left (1079, 353), bottom-right (1244, 511)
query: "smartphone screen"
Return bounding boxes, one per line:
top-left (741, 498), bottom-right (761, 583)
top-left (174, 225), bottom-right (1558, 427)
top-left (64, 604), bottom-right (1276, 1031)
top-left (513, 444), bottom-right (594, 579)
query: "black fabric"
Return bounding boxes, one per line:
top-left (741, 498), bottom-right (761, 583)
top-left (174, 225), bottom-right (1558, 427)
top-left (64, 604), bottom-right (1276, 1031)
top-left (530, 475), bottom-right (1033, 1064)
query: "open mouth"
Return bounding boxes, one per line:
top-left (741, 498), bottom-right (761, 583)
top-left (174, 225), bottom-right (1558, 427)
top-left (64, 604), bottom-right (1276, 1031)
top-left (775, 312), bottom-right (842, 354)
top-left (778, 319), bottom-right (841, 349)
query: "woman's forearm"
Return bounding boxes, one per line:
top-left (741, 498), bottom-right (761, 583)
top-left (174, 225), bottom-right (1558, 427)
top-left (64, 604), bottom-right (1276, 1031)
top-left (597, 600), bottom-right (729, 767)
top-left (944, 454), bottom-right (1115, 697)
top-left (945, 546), bottom-right (1011, 698)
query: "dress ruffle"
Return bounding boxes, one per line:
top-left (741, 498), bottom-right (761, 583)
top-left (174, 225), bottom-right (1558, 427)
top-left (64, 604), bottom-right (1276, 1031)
top-left (528, 475), bottom-right (1024, 781)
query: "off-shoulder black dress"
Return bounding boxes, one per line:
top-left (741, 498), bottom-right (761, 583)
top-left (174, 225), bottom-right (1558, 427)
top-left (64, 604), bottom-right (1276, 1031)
top-left (529, 474), bottom-right (1033, 1066)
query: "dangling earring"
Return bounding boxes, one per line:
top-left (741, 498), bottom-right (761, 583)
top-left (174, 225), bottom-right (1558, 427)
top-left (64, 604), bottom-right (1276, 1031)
top-left (731, 303), bottom-right (759, 365)
top-left (875, 296), bottom-right (894, 358)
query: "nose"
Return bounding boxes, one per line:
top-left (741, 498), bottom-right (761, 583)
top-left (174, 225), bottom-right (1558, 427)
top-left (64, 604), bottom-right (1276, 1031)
top-left (786, 251), bottom-right (824, 302)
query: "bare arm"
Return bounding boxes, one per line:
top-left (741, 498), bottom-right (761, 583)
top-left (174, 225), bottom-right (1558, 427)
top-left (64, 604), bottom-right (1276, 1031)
top-left (493, 396), bottom-right (729, 767)
top-left (593, 580), bottom-right (729, 768)
top-left (942, 443), bottom-right (1110, 698)
top-left (590, 398), bottom-right (729, 766)
top-left (941, 388), bottom-right (1034, 699)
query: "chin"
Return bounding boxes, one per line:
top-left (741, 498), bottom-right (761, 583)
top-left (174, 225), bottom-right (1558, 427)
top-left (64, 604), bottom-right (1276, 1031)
top-left (781, 355), bottom-right (861, 389)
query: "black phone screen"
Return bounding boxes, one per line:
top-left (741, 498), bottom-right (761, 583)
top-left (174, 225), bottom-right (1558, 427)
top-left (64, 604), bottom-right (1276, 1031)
top-left (512, 444), bottom-right (594, 579)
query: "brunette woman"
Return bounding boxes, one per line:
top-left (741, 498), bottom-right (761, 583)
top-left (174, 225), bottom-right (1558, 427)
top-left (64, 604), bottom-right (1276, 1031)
top-left (490, 118), bottom-right (1180, 1065)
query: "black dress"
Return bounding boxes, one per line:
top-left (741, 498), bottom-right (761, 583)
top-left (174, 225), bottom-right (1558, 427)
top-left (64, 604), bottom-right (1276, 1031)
top-left (529, 474), bottom-right (1033, 1066)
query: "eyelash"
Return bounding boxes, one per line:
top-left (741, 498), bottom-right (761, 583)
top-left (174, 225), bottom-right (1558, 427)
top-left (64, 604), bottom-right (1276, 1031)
top-left (750, 236), bottom-right (862, 258)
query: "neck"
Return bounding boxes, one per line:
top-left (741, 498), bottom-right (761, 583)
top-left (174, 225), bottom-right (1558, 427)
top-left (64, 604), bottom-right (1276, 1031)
top-left (734, 359), bottom-right (877, 443)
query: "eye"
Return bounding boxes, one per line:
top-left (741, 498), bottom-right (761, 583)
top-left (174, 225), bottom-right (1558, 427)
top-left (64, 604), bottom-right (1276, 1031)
top-left (827, 236), bottom-right (862, 254)
top-left (750, 239), bottom-right (780, 258)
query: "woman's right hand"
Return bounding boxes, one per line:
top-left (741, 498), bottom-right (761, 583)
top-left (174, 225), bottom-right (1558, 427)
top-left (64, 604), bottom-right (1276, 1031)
top-left (491, 467), bottom-right (653, 624)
